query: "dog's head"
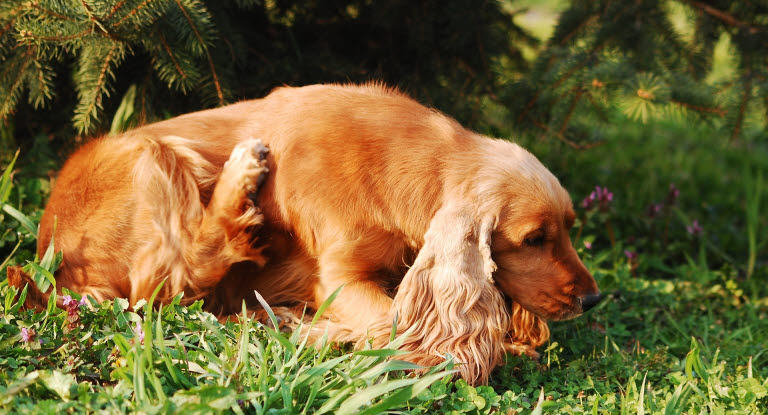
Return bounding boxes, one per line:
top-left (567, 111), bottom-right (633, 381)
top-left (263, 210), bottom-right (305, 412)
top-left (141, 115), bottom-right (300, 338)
top-left (473, 140), bottom-right (601, 321)
top-left (391, 137), bottom-right (600, 384)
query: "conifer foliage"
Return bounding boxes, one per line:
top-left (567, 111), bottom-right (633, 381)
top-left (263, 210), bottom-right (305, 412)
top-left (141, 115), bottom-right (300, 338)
top-left (502, 0), bottom-right (768, 146)
top-left (0, 0), bottom-right (533, 139)
top-left (1, 0), bottom-right (238, 134)
top-left (2, 1), bottom-right (765, 146)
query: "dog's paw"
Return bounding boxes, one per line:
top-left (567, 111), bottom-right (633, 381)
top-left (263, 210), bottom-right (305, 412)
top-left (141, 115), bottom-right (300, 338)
top-left (223, 138), bottom-right (269, 200)
top-left (503, 341), bottom-right (540, 359)
top-left (251, 306), bottom-right (302, 333)
top-left (213, 139), bottom-right (269, 219)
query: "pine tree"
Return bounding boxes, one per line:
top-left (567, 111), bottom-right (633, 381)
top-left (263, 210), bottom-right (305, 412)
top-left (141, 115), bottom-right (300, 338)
top-left (0, 0), bottom-right (235, 134)
top-left (0, 0), bottom-right (535, 144)
top-left (499, 0), bottom-right (768, 146)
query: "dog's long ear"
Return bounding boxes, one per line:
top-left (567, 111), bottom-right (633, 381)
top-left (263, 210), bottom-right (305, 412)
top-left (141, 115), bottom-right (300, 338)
top-left (392, 201), bottom-right (509, 385)
top-left (505, 301), bottom-right (550, 357)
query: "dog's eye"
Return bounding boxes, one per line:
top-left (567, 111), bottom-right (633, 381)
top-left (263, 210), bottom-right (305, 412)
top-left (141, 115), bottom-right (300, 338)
top-left (524, 234), bottom-right (545, 247)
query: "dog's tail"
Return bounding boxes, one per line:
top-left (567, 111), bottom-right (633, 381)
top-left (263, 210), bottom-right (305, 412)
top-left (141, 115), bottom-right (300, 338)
top-left (128, 135), bottom-right (219, 304)
top-left (8, 135), bottom-right (221, 310)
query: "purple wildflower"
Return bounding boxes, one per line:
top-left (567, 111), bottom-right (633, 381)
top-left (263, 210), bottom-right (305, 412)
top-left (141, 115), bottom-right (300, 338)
top-left (584, 241), bottom-right (592, 250)
top-left (647, 203), bottom-right (663, 218)
top-left (20, 328), bottom-right (32, 343)
top-left (61, 295), bottom-right (87, 324)
top-left (686, 220), bottom-right (703, 236)
top-left (134, 321), bottom-right (145, 344)
top-left (666, 184), bottom-right (679, 205)
top-left (581, 186), bottom-right (614, 212)
top-left (624, 250), bottom-right (638, 261)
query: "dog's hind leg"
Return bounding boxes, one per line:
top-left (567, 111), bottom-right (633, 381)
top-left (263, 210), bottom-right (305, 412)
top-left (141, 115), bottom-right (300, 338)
top-left (129, 137), bottom-right (270, 305)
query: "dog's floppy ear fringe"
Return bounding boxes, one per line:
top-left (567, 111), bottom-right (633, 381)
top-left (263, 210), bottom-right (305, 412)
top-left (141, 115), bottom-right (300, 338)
top-left (388, 201), bottom-right (509, 385)
top-left (504, 301), bottom-right (550, 358)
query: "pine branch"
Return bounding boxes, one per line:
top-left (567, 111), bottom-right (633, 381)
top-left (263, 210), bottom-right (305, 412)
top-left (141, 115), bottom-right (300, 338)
top-left (157, 32), bottom-right (187, 81)
top-left (559, 87), bottom-right (584, 135)
top-left (29, 3), bottom-right (74, 21)
top-left (19, 29), bottom-right (91, 42)
top-left (80, 0), bottom-right (104, 28)
top-left (518, 44), bottom-right (605, 123)
top-left (106, 0), bottom-right (130, 20)
top-left (112, 0), bottom-right (157, 28)
top-left (0, 5), bottom-right (24, 40)
top-left (525, 112), bottom-right (604, 150)
top-left (584, 91), bottom-right (610, 122)
top-left (172, 0), bottom-right (223, 105)
top-left (558, 15), bottom-right (598, 46)
top-left (0, 52), bottom-right (32, 119)
top-left (682, 0), bottom-right (762, 34)
top-left (28, 55), bottom-right (54, 108)
top-left (669, 99), bottom-right (726, 117)
top-left (730, 76), bottom-right (752, 143)
top-left (74, 40), bottom-right (125, 132)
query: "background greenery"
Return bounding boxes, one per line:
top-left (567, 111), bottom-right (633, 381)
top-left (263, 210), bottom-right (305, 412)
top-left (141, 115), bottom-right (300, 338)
top-left (1, 0), bottom-right (767, 413)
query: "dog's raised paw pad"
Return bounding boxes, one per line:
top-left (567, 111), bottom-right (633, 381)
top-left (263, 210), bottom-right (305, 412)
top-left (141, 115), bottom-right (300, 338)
top-left (250, 139), bottom-right (269, 161)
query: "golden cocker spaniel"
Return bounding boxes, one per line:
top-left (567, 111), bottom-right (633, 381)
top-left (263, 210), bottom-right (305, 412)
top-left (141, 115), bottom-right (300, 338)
top-left (11, 83), bottom-right (601, 385)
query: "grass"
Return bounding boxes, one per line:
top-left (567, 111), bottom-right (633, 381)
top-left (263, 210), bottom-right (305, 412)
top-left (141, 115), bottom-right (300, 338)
top-left (1, 246), bottom-right (766, 413)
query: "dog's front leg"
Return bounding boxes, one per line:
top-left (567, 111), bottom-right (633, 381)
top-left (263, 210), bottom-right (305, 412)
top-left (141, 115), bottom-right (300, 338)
top-left (311, 241), bottom-right (395, 342)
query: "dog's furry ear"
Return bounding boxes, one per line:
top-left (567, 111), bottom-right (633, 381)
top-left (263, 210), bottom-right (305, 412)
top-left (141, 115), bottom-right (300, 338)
top-left (392, 201), bottom-right (509, 385)
top-left (504, 301), bottom-right (550, 358)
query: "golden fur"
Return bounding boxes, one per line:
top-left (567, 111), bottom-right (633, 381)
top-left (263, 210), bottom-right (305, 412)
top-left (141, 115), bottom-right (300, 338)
top-left (10, 83), bottom-right (599, 385)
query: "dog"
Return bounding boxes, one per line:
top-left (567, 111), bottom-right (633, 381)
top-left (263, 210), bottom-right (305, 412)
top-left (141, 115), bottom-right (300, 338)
top-left (10, 83), bottom-right (600, 384)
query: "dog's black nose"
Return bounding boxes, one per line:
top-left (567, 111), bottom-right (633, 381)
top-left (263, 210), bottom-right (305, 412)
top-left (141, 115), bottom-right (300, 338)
top-left (581, 293), bottom-right (602, 312)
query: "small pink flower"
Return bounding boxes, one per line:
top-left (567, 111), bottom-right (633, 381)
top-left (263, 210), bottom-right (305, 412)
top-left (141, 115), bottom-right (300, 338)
top-left (134, 321), bottom-right (145, 344)
top-left (61, 295), bottom-right (86, 324)
top-left (20, 328), bottom-right (32, 343)
top-left (666, 184), bottom-right (679, 205)
top-left (687, 220), bottom-right (703, 236)
top-left (581, 186), bottom-right (614, 211)
top-left (624, 250), bottom-right (638, 261)
top-left (647, 203), bottom-right (663, 218)
top-left (584, 241), bottom-right (592, 249)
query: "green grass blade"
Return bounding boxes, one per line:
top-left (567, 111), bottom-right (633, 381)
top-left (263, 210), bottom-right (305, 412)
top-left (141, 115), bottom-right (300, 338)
top-left (0, 240), bottom-right (22, 272)
top-left (311, 285), bottom-right (344, 327)
top-left (0, 149), bottom-right (19, 204)
top-left (638, 372), bottom-right (647, 415)
top-left (2, 204), bottom-right (37, 238)
top-left (355, 370), bottom-right (457, 415)
top-left (253, 289), bottom-right (279, 330)
top-left (338, 372), bottom-right (455, 415)
top-left (314, 385), bottom-right (354, 415)
top-left (353, 349), bottom-right (410, 358)
top-left (531, 387), bottom-right (546, 415)
top-left (26, 261), bottom-right (55, 293)
top-left (293, 355), bottom-right (351, 390)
